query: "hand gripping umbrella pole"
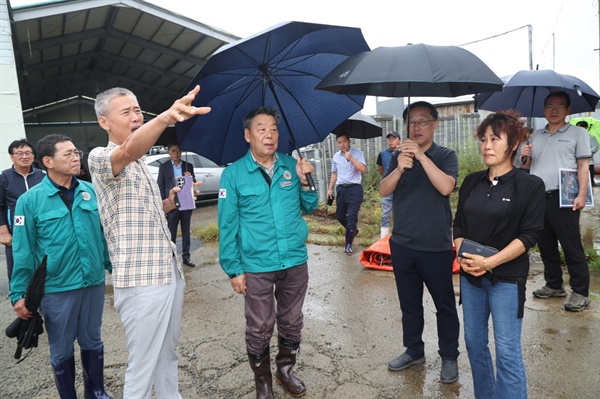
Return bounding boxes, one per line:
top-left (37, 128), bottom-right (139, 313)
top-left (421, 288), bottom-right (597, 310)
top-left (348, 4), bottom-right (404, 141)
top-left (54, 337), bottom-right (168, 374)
top-left (267, 79), bottom-right (317, 191)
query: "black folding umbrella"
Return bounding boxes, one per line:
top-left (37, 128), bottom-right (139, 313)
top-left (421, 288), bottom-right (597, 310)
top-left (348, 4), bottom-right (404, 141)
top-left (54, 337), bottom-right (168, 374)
top-left (5, 255), bottom-right (47, 361)
top-left (315, 44), bottom-right (504, 137)
top-left (331, 112), bottom-right (382, 140)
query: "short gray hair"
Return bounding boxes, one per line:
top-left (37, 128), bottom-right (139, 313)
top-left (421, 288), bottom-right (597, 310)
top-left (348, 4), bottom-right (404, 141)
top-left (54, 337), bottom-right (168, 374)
top-left (94, 87), bottom-right (137, 117)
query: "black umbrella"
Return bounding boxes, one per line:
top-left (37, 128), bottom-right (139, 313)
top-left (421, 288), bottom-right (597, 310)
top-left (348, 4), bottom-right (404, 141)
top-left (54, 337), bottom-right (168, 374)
top-left (331, 112), bottom-right (382, 139)
top-left (474, 69), bottom-right (600, 117)
top-left (5, 255), bottom-right (47, 361)
top-left (176, 21), bottom-right (370, 190)
top-left (315, 44), bottom-right (504, 137)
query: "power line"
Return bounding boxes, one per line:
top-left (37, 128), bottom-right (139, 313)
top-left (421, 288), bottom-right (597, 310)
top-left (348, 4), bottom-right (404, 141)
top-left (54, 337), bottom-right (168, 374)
top-left (457, 25), bottom-right (530, 47)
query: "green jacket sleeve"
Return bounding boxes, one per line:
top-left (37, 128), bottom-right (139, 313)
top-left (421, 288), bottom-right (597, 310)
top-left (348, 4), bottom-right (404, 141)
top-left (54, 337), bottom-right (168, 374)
top-left (9, 195), bottom-right (37, 304)
top-left (218, 168), bottom-right (244, 278)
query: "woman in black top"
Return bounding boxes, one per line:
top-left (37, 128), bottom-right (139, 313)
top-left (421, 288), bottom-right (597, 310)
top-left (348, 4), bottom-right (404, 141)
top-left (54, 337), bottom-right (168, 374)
top-left (453, 111), bottom-right (545, 399)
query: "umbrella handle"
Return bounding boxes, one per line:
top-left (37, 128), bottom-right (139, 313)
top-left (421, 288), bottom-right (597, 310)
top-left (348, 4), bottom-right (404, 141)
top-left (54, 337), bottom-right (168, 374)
top-left (305, 173), bottom-right (316, 192)
top-left (520, 140), bottom-right (530, 166)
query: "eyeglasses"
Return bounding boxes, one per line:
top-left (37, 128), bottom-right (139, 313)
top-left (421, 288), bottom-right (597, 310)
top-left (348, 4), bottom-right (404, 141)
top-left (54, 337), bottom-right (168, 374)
top-left (406, 119), bottom-right (435, 128)
top-left (12, 151), bottom-right (34, 157)
top-left (51, 150), bottom-right (84, 159)
top-left (544, 105), bottom-right (567, 110)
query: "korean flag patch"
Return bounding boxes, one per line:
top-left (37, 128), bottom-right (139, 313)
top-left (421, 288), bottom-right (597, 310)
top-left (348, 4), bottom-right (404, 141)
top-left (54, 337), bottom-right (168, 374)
top-left (219, 189), bottom-right (226, 199)
top-left (14, 216), bottom-right (25, 226)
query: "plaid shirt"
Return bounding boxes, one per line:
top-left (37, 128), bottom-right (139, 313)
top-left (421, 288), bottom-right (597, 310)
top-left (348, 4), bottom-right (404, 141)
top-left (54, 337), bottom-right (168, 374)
top-left (89, 142), bottom-right (182, 288)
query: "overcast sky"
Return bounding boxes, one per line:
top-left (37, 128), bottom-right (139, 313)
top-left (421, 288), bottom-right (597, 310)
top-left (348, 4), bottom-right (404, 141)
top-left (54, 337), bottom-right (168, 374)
top-left (10, 0), bottom-right (600, 114)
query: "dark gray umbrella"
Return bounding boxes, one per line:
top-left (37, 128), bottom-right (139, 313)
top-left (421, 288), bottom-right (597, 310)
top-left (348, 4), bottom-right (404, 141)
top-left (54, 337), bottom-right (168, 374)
top-left (331, 112), bottom-right (382, 139)
top-left (315, 44), bottom-right (504, 136)
top-left (474, 69), bottom-right (600, 117)
top-left (5, 255), bottom-right (47, 361)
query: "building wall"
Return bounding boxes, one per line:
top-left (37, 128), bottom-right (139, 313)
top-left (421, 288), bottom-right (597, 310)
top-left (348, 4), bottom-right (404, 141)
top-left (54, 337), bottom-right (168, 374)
top-left (0, 0), bottom-right (26, 170)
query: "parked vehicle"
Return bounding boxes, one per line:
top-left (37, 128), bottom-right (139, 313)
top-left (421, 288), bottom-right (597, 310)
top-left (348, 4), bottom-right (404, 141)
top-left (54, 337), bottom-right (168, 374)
top-left (144, 152), bottom-right (224, 199)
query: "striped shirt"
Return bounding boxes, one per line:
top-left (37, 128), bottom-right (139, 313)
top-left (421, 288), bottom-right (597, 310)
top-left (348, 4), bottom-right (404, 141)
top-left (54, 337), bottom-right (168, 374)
top-left (88, 142), bottom-right (182, 288)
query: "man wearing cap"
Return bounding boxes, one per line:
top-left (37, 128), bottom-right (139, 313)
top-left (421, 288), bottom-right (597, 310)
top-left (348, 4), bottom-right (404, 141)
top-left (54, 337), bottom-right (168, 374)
top-left (327, 133), bottom-right (366, 254)
top-left (377, 131), bottom-right (401, 238)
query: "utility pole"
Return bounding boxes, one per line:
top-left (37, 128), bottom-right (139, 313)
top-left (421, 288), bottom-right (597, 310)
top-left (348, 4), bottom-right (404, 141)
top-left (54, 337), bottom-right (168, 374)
top-left (528, 25), bottom-right (533, 70)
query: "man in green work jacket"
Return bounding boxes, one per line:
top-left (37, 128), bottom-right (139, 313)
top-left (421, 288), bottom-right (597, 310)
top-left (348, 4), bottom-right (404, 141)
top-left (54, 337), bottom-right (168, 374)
top-left (10, 134), bottom-right (112, 399)
top-left (218, 106), bottom-right (318, 399)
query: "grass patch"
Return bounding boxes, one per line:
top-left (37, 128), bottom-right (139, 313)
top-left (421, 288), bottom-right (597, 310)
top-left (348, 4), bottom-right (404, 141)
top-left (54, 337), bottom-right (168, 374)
top-left (192, 223), bottom-right (219, 242)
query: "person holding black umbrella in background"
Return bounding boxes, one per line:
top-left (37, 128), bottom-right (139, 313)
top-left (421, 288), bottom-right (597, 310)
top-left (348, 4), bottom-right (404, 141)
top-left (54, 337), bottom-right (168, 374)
top-left (521, 91), bottom-right (592, 311)
top-left (10, 134), bottom-right (113, 399)
top-left (379, 101), bottom-right (460, 384)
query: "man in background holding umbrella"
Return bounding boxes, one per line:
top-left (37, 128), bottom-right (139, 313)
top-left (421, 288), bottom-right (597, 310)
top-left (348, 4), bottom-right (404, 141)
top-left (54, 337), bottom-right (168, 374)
top-left (377, 131), bottom-right (401, 238)
top-left (218, 107), bottom-right (318, 399)
top-left (379, 101), bottom-right (460, 384)
top-left (327, 133), bottom-right (366, 254)
top-left (10, 134), bottom-right (113, 399)
top-left (521, 91), bottom-right (592, 312)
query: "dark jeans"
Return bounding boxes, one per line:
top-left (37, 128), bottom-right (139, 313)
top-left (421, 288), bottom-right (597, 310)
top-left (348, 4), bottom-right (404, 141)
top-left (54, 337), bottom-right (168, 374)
top-left (5, 245), bottom-right (13, 282)
top-left (539, 192), bottom-right (589, 296)
top-left (335, 184), bottom-right (363, 245)
top-left (244, 263), bottom-right (309, 355)
top-left (166, 208), bottom-right (192, 259)
top-left (390, 240), bottom-right (460, 360)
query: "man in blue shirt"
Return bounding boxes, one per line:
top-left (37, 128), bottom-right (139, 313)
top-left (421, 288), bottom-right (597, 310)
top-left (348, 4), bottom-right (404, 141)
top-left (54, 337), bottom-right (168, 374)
top-left (326, 133), bottom-right (366, 254)
top-left (376, 131), bottom-right (401, 238)
top-left (157, 143), bottom-right (196, 267)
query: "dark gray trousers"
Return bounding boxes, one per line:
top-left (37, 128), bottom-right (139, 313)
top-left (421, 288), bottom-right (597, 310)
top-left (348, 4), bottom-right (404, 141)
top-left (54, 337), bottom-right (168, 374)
top-left (244, 263), bottom-right (309, 355)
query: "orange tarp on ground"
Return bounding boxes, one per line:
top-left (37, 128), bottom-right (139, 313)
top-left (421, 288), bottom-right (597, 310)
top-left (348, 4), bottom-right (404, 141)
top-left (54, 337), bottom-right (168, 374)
top-left (359, 235), bottom-right (460, 273)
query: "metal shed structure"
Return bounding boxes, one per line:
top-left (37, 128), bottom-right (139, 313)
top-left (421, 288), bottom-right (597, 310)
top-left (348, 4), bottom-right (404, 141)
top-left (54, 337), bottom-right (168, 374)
top-left (1, 0), bottom-right (239, 168)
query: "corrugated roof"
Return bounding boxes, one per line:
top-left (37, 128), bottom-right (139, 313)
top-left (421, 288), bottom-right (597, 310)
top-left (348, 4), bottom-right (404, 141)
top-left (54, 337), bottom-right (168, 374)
top-left (9, 0), bottom-right (240, 115)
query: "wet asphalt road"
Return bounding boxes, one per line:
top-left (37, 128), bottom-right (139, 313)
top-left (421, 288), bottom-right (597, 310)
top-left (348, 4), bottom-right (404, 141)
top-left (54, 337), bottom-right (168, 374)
top-left (0, 200), bottom-right (598, 398)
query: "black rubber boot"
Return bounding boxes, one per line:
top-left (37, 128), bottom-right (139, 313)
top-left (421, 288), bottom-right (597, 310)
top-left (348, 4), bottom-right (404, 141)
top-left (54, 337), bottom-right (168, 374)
top-left (248, 347), bottom-right (273, 399)
top-left (81, 349), bottom-right (113, 399)
top-left (275, 337), bottom-right (306, 397)
top-left (52, 356), bottom-right (77, 399)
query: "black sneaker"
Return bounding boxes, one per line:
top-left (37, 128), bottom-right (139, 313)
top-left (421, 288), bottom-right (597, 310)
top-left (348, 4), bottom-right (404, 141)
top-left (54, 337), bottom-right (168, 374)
top-left (345, 244), bottom-right (353, 255)
top-left (440, 359), bottom-right (458, 384)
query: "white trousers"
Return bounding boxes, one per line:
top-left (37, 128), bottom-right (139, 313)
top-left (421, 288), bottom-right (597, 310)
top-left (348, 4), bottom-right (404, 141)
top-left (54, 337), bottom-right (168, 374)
top-left (114, 258), bottom-right (185, 399)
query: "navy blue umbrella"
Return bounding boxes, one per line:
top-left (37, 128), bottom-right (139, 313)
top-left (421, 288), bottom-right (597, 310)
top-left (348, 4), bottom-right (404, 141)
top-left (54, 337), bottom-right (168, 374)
top-left (474, 69), bottom-right (600, 117)
top-left (177, 21), bottom-right (369, 178)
